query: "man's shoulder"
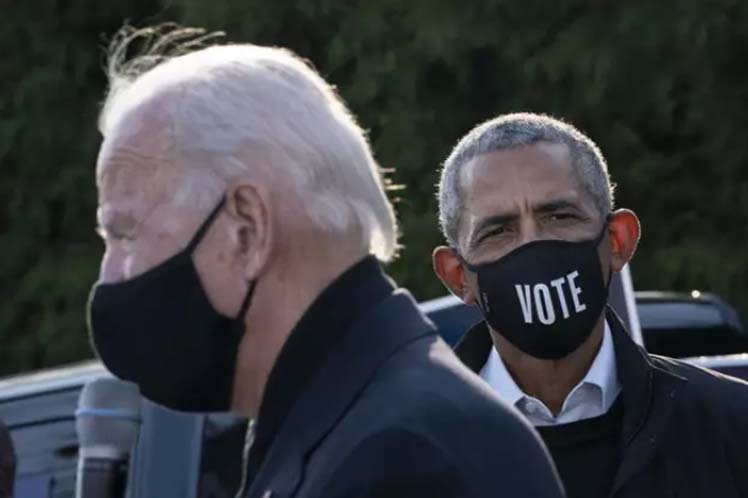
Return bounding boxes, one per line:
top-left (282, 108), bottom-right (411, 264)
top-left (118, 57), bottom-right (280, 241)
top-left (317, 425), bottom-right (471, 498)
top-left (372, 334), bottom-right (515, 413)
top-left (650, 353), bottom-right (748, 411)
top-left (354, 334), bottom-right (538, 445)
top-left (322, 392), bottom-right (560, 498)
top-left (306, 335), bottom-right (564, 498)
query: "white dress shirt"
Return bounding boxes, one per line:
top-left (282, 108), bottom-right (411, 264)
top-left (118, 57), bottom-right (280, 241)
top-left (480, 320), bottom-right (621, 426)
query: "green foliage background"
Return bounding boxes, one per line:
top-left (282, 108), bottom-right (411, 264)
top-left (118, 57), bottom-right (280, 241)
top-left (3, 1), bottom-right (748, 376)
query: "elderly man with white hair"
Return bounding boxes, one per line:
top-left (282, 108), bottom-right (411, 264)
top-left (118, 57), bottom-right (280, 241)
top-left (86, 26), bottom-right (563, 498)
top-left (434, 112), bottom-right (748, 498)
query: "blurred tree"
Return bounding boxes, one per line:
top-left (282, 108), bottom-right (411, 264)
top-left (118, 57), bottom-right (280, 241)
top-left (0, 0), bottom-right (175, 374)
top-left (2, 0), bottom-right (748, 375)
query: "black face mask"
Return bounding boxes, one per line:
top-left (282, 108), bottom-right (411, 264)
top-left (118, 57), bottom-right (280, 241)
top-left (460, 225), bottom-right (610, 360)
top-left (87, 198), bottom-right (256, 413)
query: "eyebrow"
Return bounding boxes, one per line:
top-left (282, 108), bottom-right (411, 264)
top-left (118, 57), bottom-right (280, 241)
top-left (535, 199), bottom-right (582, 214)
top-left (467, 198), bottom-right (584, 250)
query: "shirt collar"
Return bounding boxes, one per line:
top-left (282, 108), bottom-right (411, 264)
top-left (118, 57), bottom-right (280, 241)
top-left (479, 320), bottom-right (620, 414)
top-left (584, 320), bottom-right (620, 412)
top-left (479, 344), bottom-right (525, 407)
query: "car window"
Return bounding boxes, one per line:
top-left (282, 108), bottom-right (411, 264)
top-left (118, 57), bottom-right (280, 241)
top-left (0, 388), bottom-right (80, 498)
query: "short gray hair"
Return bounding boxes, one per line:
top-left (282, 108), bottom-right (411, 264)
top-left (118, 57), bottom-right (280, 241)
top-left (438, 112), bottom-right (615, 248)
top-left (99, 24), bottom-right (399, 261)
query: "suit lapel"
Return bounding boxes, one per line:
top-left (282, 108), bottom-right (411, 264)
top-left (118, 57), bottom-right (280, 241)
top-left (245, 290), bottom-right (436, 498)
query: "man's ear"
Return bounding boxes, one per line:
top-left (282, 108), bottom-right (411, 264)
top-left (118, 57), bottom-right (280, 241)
top-left (433, 246), bottom-right (478, 305)
top-left (607, 209), bottom-right (641, 272)
top-left (226, 183), bottom-right (273, 280)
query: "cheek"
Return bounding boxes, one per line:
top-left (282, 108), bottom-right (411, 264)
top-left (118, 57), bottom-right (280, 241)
top-left (195, 256), bottom-right (247, 317)
top-left (192, 234), bottom-right (246, 318)
top-left (98, 243), bottom-right (156, 283)
top-left (465, 269), bottom-right (479, 288)
top-left (471, 243), bottom-right (508, 265)
top-left (123, 242), bottom-right (171, 280)
top-left (104, 237), bottom-right (182, 282)
top-left (463, 270), bottom-right (482, 304)
top-left (598, 244), bottom-right (615, 275)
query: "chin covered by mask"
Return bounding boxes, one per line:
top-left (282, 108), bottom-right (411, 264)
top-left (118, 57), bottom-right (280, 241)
top-left (87, 198), bottom-right (256, 412)
top-left (460, 225), bottom-right (611, 360)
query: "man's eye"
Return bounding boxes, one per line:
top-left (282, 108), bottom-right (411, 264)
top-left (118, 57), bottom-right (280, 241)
top-left (95, 227), bottom-right (135, 243)
top-left (549, 213), bottom-right (577, 222)
top-left (480, 226), bottom-right (506, 241)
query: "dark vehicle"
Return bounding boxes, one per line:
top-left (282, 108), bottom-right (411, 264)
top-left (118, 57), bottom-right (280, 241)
top-left (1, 267), bottom-right (747, 498)
top-left (0, 363), bottom-right (244, 498)
top-left (637, 291), bottom-right (748, 358)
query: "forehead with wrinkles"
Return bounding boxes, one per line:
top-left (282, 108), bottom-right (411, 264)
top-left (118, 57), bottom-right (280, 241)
top-left (459, 143), bottom-right (589, 227)
top-left (457, 142), bottom-right (600, 255)
top-left (94, 92), bottom-right (193, 249)
top-left (96, 93), bottom-right (182, 204)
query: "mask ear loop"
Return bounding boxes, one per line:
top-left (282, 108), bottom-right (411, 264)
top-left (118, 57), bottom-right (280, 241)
top-left (451, 247), bottom-right (479, 273)
top-left (186, 197), bottom-right (228, 254)
top-left (236, 280), bottom-right (257, 321)
top-left (594, 212), bottom-right (613, 246)
top-left (599, 213), bottom-right (615, 292)
top-left (185, 196), bottom-right (258, 324)
top-left (450, 248), bottom-right (491, 314)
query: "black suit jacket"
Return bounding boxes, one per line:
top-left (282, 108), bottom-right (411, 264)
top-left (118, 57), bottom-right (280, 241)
top-left (455, 307), bottom-right (748, 498)
top-left (238, 289), bottom-right (564, 498)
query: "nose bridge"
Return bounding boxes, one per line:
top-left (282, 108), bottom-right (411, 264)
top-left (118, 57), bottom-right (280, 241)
top-left (517, 205), bottom-right (541, 246)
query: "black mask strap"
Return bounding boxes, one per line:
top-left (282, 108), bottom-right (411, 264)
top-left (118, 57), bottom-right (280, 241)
top-left (185, 196), bottom-right (258, 323)
top-left (599, 213), bottom-right (615, 290)
top-left (186, 197), bottom-right (228, 254)
top-left (594, 213), bottom-right (612, 246)
top-left (236, 280), bottom-right (257, 321)
top-left (452, 249), bottom-right (479, 273)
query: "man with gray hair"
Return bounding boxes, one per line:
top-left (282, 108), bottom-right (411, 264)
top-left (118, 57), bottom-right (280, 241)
top-left (433, 112), bottom-right (748, 498)
top-left (86, 27), bottom-right (564, 498)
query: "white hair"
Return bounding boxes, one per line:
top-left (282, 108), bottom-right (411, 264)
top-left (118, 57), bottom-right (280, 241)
top-left (99, 25), bottom-right (398, 261)
top-left (438, 112), bottom-right (615, 249)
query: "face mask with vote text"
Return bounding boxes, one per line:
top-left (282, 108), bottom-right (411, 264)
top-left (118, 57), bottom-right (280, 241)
top-left (460, 225), bottom-right (610, 360)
